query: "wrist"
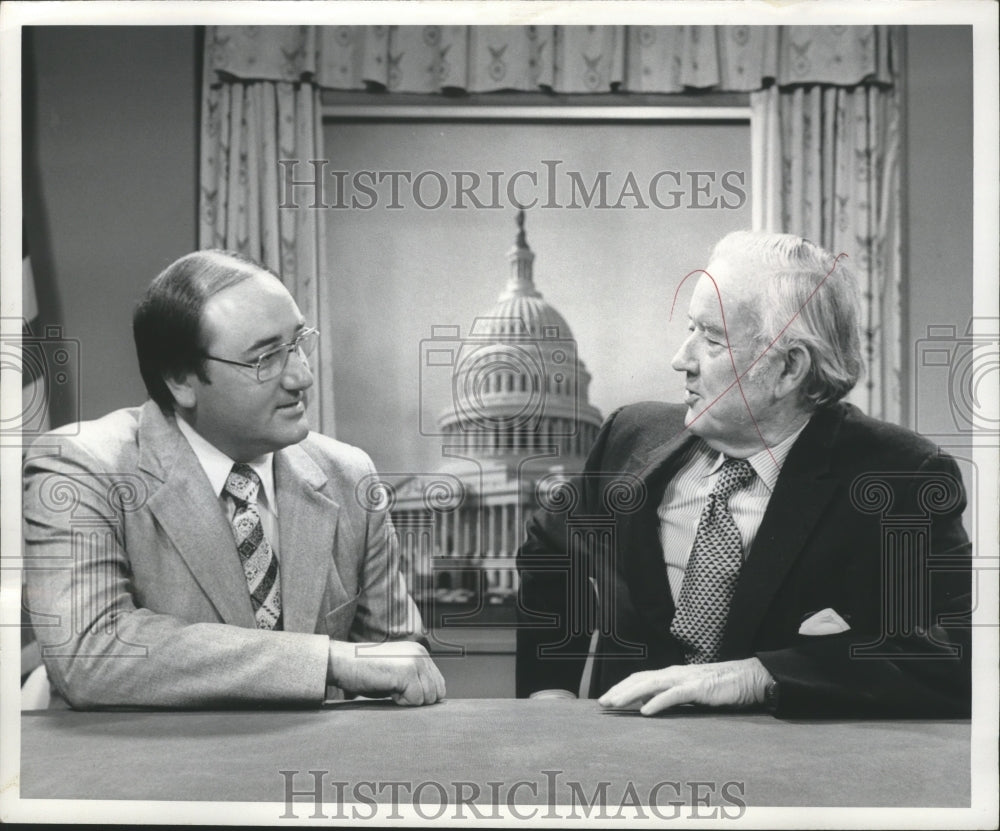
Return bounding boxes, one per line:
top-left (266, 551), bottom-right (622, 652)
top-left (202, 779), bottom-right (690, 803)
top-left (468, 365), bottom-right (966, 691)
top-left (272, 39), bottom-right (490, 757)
top-left (327, 640), bottom-right (355, 687)
top-left (764, 677), bottom-right (780, 711)
top-left (764, 678), bottom-right (781, 709)
top-left (740, 656), bottom-right (774, 707)
top-left (754, 655), bottom-right (780, 712)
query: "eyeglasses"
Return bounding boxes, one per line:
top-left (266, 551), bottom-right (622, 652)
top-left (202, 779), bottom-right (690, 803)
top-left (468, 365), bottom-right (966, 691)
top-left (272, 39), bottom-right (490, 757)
top-left (203, 328), bottom-right (320, 382)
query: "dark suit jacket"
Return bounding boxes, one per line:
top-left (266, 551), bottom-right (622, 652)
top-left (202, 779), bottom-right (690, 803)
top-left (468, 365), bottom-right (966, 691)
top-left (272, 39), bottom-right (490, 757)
top-left (23, 401), bottom-right (424, 709)
top-left (516, 401), bottom-right (972, 717)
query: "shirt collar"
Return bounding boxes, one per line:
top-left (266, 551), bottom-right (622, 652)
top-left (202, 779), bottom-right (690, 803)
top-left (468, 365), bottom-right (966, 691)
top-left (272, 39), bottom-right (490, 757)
top-left (175, 416), bottom-right (276, 511)
top-left (705, 418), bottom-right (811, 493)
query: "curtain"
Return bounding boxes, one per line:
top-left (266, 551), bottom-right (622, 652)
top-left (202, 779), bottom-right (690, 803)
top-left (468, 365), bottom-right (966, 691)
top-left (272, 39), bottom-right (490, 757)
top-left (201, 24), bottom-right (901, 431)
top-left (752, 30), bottom-right (901, 422)
top-left (205, 25), bottom-right (892, 93)
top-left (200, 42), bottom-right (334, 432)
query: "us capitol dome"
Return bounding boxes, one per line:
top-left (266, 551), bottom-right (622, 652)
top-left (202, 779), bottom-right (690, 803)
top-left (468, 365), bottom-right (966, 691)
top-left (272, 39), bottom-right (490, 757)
top-left (437, 209), bottom-right (603, 460)
top-left (391, 210), bottom-right (604, 604)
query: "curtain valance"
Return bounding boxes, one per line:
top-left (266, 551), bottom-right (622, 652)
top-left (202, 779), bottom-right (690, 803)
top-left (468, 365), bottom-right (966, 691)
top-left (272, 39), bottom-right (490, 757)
top-left (205, 25), bottom-right (894, 94)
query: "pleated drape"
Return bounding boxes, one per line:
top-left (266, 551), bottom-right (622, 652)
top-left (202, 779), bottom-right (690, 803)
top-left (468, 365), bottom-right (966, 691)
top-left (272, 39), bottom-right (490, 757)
top-left (199, 76), bottom-right (334, 433)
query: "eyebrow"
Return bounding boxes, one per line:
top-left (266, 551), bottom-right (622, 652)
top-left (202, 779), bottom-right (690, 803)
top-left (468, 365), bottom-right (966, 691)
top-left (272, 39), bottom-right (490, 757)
top-left (243, 322), bottom-right (306, 356)
top-left (689, 317), bottom-right (726, 340)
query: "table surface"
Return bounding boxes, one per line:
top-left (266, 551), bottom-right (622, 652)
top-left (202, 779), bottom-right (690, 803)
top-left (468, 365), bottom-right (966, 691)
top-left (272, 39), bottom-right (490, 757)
top-left (21, 699), bottom-right (969, 808)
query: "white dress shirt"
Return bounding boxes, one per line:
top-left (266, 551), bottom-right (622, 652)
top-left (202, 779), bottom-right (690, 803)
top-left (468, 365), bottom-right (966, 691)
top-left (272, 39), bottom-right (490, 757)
top-left (175, 417), bottom-right (280, 558)
top-left (658, 423), bottom-right (809, 603)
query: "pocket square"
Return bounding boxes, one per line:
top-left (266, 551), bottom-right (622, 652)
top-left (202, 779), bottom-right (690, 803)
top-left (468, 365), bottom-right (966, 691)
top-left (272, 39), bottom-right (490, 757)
top-left (798, 608), bottom-right (851, 635)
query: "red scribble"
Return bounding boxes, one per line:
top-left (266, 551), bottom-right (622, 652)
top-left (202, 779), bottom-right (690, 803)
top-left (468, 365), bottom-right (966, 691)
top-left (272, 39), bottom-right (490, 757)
top-left (668, 252), bottom-right (849, 468)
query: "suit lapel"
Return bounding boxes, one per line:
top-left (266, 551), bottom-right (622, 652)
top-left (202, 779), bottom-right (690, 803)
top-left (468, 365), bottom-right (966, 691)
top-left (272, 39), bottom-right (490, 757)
top-left (618, 419), bottom-right (697, 639)
top-left (720, 405), bottom-right (844, 657)
top-left (274, 443), bottom-right (340, 633)
top-left (138, 403), bottom-right (256, 627)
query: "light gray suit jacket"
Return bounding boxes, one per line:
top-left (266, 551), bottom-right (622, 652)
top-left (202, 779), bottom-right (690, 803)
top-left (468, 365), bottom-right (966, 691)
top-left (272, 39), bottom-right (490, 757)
top-left (23, 401), bottom-right (424, 709)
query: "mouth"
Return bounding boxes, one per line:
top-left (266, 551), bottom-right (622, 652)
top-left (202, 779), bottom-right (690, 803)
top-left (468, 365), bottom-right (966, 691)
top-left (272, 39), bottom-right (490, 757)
top-left (683, 389), bottom-right (700, 407)
top-left (277, 400), bottom-right (305, 414)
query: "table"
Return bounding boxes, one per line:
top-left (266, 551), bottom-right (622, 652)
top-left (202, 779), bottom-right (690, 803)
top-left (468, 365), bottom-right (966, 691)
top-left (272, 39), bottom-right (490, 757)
top-left (20, 700), bottom-right (969, 810)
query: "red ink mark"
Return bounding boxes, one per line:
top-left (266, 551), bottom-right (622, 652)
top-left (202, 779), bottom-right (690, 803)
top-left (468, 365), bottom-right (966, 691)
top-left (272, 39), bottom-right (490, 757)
top-left (668, 253), bottom-right (849, 468)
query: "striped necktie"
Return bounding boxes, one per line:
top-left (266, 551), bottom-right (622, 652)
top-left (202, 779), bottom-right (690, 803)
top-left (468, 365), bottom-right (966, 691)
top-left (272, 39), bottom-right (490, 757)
top-left (224, 463), bottom-right (282, 630)
top-left (669, 457), bottom-right (755, 663)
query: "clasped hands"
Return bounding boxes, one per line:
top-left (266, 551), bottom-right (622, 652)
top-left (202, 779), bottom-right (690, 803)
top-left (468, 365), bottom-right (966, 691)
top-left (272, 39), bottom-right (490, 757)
top-left (597, 657), bottom-right (773, 716)
top-left (328, 640), bottom-right (446, 706)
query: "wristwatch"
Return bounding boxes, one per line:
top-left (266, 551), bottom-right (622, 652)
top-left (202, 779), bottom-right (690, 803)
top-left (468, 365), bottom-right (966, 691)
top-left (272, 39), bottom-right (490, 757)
top-left (764, 678), bottom-right (780, 712)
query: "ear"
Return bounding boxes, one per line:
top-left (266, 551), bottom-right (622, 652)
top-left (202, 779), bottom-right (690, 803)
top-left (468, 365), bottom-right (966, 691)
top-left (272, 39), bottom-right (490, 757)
top-left (773, 344), bottom-right (812, 400)
top-left (162, 370), bottom-right (199, 411)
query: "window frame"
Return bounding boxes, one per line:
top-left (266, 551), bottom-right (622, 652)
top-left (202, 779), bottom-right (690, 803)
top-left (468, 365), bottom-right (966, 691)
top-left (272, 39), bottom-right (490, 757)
top-left (321, 91), bottom-right (760, 225)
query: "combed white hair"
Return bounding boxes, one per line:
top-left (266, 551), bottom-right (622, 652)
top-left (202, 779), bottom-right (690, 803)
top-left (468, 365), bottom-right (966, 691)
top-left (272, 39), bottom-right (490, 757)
top-left (708, 230), bottom-right (864, 407)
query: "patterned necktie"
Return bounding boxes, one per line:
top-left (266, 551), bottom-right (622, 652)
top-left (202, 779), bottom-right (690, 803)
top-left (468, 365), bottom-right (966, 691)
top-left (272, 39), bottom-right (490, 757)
top-left (224, 463), bottom-right (282, 630)
top-left (670, 457), bottom-right (755, 664)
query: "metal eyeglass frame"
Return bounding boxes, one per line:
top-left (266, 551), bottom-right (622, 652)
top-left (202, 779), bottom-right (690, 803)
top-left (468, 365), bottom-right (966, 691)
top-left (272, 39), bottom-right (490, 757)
top-left (202, 327), bottom-right (320, 382)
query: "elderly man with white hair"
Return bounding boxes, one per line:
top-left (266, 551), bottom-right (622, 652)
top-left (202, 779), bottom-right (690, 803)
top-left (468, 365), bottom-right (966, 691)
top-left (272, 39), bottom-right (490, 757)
top-left (516, 230), bottom-right (971, 718)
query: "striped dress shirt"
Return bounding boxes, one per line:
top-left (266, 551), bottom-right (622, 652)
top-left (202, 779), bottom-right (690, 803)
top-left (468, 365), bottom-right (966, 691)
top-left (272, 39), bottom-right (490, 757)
top-left (658, 422), bottom-right (809, 603)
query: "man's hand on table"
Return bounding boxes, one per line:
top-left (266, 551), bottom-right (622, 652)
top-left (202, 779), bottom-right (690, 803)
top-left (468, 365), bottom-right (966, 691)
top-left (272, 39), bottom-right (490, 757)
top-left (598, 657), bottom-right (773, 715)
top-left (328, 640), bottom-right (446, 706)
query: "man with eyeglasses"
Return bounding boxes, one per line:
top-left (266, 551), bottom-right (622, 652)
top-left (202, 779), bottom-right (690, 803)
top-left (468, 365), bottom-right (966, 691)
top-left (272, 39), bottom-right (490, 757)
top-left (23, 249), bottom-right (445, 709)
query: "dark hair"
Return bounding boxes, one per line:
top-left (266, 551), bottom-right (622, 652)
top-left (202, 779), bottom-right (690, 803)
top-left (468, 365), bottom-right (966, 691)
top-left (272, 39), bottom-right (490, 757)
top-left (133, 249), bottom-right (275, 411)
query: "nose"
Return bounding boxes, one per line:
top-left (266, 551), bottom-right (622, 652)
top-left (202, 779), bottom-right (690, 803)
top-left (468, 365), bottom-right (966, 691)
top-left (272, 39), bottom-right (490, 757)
top-left (281, 348), bottom-right (314, 391)
top-left (671, 332), bottom-right (697, 375)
